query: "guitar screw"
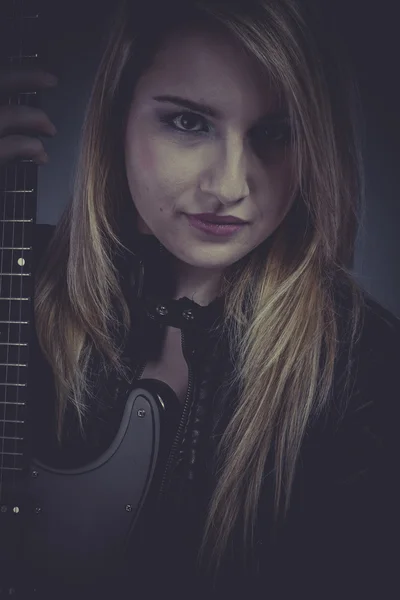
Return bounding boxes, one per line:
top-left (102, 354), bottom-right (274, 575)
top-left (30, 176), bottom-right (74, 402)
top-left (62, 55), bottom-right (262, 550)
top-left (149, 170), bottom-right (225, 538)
top-left (35, 507), bottom-right (41, 514)
top-left (31, 471), bottom-right (38, 478)
top-left (137, 409), bottom-right (146, 418)
top-left (125, 504), bottom-right (132, 512)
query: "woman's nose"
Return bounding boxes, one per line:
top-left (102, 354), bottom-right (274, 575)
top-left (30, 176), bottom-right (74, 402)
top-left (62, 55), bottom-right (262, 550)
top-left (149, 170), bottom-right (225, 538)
top-left (199, 135), bottom-right (250, 205)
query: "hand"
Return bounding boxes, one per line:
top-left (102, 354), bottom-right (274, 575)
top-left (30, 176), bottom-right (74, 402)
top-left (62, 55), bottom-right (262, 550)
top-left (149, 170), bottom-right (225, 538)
top-left (0, 68), bottom-right (58, 166)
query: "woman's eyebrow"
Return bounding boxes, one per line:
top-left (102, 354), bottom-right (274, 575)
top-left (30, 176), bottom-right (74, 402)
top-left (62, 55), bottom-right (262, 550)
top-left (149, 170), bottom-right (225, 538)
top-left (152, 94), bottom-right (286, 123)
top-left (153, 95), bottom-right (221, 118)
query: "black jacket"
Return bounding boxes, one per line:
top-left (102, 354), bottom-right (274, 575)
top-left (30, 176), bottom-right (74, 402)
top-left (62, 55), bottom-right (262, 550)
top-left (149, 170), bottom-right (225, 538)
top-left (30, 224), bottom-right (400, 599)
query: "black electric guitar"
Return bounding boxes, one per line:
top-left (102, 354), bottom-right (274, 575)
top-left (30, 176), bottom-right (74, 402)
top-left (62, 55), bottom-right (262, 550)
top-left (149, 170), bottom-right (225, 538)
top-left (0, 1), bottom-right (180, 595)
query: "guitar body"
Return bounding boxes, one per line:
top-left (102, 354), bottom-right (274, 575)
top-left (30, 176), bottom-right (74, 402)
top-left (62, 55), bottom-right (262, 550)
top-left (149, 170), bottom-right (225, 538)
top-left (0, 379), bottom-right (180, 595)
top-left (25, 383), bottom-right (163, 584)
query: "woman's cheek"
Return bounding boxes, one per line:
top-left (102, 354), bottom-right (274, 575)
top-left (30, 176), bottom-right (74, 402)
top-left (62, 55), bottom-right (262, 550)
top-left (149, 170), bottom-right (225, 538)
top-left (134, 135), bottom-right (156, 173)
top-left (152, 141), bottom-right (197, 186)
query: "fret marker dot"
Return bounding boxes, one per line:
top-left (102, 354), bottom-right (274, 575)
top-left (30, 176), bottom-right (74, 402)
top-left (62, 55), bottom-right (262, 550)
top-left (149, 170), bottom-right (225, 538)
top-left (13, 506), bottom-right (20, 513)
top-left (17, 258), bottom-right (25, 266)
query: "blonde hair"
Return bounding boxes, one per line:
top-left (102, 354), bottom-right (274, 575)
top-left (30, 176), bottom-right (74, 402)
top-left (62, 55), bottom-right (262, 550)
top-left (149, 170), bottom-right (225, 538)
top-left (34, 0), bottom-right (366, 574)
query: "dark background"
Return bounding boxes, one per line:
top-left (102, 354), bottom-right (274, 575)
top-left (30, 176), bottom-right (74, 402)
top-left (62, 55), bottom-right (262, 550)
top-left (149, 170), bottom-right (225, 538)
top-left (36, 0), bottom-right (400, 316)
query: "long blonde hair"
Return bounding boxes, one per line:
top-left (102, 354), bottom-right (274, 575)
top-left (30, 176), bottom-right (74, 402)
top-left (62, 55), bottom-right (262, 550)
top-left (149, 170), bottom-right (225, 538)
top-left (34, 0), bottom-right (366, 572)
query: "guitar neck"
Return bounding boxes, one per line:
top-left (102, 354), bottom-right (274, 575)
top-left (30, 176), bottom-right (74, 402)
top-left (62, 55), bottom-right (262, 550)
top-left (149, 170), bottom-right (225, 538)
top-left (0, 0), bottom-right (44, 477)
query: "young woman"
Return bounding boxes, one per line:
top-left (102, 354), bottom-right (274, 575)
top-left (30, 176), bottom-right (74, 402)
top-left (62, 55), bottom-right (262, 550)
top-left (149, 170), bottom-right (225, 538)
top-left (0, 0), bottom-right (398, 597)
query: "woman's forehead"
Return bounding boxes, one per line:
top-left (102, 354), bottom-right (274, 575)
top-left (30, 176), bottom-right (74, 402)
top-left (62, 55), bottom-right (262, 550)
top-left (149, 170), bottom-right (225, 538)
top-left (133, 27), bottom-right (281, 117)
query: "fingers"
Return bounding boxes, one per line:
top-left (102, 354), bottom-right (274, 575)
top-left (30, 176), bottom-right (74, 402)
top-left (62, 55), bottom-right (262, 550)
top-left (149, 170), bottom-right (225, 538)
top-left (0, 69), bottom-right (58, 94)
top-left (0, 134), bottom-right (48, 166)
top-left (0, 68), bottom-right (58, 166)
top-left (0, 104), bottom-right (57, 138)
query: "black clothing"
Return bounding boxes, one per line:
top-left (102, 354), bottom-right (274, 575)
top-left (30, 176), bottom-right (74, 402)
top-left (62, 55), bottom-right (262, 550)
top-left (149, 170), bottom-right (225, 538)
top-left (29, 224), bottom-right (400, 599)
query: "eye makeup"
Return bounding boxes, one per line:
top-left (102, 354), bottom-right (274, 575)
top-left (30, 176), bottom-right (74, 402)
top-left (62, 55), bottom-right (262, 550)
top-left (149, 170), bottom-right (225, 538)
top-left (158, 109), bottom-right (291, 144)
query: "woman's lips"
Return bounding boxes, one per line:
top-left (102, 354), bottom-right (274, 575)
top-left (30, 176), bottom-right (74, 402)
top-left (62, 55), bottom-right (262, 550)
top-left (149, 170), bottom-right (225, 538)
top-left (185, 214), bottom-right (248, 237)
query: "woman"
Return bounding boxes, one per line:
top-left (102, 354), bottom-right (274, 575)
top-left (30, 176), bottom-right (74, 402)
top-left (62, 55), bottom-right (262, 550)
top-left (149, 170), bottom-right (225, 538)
top-left (0, 0), bottom-right (398, 597)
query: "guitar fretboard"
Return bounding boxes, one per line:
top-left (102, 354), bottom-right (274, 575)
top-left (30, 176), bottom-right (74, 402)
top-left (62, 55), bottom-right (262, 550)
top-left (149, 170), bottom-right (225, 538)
top-left (0, 0), bottom-right (43, 480)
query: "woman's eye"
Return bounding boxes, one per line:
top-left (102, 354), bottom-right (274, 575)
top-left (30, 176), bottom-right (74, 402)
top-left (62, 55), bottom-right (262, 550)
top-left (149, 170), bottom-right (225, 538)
top-left (160, 111), bottom-right (208, 134)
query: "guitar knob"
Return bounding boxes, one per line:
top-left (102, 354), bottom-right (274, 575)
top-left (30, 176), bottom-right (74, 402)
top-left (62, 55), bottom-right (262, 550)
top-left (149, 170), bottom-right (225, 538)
top-left (156, 304), bottom-right (168, 316)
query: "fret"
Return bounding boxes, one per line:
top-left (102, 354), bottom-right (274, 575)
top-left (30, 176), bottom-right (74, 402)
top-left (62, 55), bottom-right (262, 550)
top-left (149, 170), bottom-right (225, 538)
top-left (0, 219), bottom-right (33, 223)
top-left (0, 342), bottom-right (28, 345)
top-left (0, 438), bottom-right (25, 456)
top-left (0, 381), bottom-right (26, 387)
top-left (0, 452), bottom-right (23, 456)
top-left (0, 297), bottom-right (30, 301)
top-left (0, 461), bottom-right (25, 471)
top-left (7, 53), bottom-right (38, 61)
top-left (0, 202), bottom-right (36, 221)
top-left (2, 15), bottom-right (40, 21)
top-left (0, 248), bottom-right (31, 250)
top-left (9, 91), bottom-right (37, 95)
top-left (0, 383), bottom-right (26, 387)
top-left (3, 189), bottom-right (34, 193)
top-left (0, 383), bottom-right (28, 396)
top-left (0, 467), bottom-right (23, 472)
top-left (0, 273), bottom-right (31, 276)
top-left (0, 320), bottom-right (29, 324)
top-left (1, 419), bottom-right (25, 424)
top-left (2, 7), bottom-right (40, 19)
top-left (0, 362), bottom-right (28, 380)
top-left (1, 0), bottom-right (41, 21)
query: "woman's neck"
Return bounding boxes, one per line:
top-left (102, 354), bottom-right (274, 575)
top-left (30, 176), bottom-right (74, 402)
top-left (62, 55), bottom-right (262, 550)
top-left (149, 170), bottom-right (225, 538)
top-left (172, 260), bottom-right (223, 306)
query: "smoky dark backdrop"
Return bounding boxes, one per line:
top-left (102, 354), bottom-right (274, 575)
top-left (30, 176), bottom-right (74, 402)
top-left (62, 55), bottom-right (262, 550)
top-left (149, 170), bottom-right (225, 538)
top-left (36, 0), bottom-right (400, 316)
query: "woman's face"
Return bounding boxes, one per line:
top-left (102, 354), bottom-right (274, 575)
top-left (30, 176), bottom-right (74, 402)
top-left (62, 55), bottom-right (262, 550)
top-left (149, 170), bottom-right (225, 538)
top-left (124, 26), bottom-right (295, 273)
